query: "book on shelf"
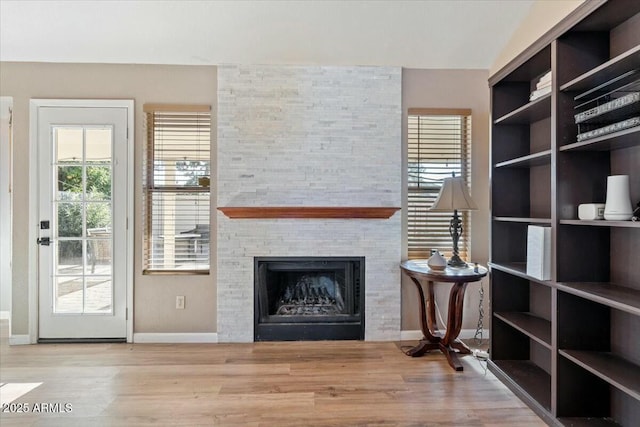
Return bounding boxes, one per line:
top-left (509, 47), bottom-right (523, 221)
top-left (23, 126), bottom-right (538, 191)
top-left (576, 116), bottom-right (640, 141)
top-left (530, 85), bottom-right (552, 101)
top-left (575, 92), bottom-right (640, 123)
top-left (536, 80), bottom-right (551, 90)
top-left (536, 77), bottom-right (551, 89)
top-left (526, 225), bottom-right (551, 281)
top-left (529, 70), bottom-right (552, 101)
top-left (537, 70), bottom-right (552, 83)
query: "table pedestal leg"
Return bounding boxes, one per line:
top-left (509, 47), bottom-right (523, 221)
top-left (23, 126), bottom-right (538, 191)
top-left (440, 281), bottom-right (470, 371)
top-left (404, 277), bottom-right (441, 357)
top-left (404, 278), bottom-right (471, 371)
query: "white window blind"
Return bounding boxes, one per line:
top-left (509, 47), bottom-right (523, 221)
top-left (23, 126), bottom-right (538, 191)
top-left (143, 104), bottom-right (211, 273)
top-left (407, 108), bottom-right (472, 260)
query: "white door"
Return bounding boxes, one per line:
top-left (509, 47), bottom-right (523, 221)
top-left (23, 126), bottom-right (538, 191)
top-left (37, 105), bottom-right (129, 340)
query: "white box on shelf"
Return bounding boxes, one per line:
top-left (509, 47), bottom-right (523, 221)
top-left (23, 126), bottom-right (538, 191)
top-left (578, 203), bottom-right (605, 220)
top-left (526, 225), bottom-right (551, 280)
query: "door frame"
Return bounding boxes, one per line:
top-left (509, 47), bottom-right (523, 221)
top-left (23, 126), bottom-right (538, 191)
top-left (29, 99), bottom-right (134, 343)
top-left (1, 97), bottom-right (12, 323)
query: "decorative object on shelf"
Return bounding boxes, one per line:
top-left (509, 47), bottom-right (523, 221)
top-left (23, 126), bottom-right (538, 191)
top-left (632, 202), bottom-right (640, 222)
top-left (530, 70), bottom-right (552, 101)
top-left (578, 203), bottom-right (605, 220)
top-left (574, 92), bottom-right (639, 124)
top-left (604, 175), bottom-right (633, 220)
top-left (429, 174), bottom-right (477, 268)
top-left (526, 225), bottom-right (551, 280)
top-left (576, 116), bottom-right (640, 141)
top-left (427, 250), bottom-right (447, 272)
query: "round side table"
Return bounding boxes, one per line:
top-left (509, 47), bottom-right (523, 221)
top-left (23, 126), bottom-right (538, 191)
top-left (400, 259), bottom-right (488, 371)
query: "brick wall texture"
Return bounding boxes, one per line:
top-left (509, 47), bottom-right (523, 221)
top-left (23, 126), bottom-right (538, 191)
top-left (217, 65), bottom-right (402, 342)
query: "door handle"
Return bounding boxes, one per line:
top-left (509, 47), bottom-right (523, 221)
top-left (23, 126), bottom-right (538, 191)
top-left (37, 237), bottom-right (51, 246)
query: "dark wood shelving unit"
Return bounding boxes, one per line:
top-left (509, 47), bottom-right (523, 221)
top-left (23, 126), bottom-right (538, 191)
top-left (560, 219), bottom-right (640, 228)
top-left (555, 282), bottom-right (640, 316)
top-left (495, 150), bottom-right (552, 168)
top-left (494, 94), bottom-right (552, 125)
top-left (490, 1), bottom-right (640, 425)
top-left (493, 216), bottom-right (552, 224)
top-left (559, 350), bottom-right (640, 402)
top-left (491, 360), bottom-right (552, 411)
top-left (557, 418), bottom-right (621, 427)
top-left (489, 262), bottom-right (553, 286)
top-left (559, 45), bottom-right (640, 93)
top-left (494, 312), bottom-right (552, 348)
top-left (489, 261), bottom-right (527, 275)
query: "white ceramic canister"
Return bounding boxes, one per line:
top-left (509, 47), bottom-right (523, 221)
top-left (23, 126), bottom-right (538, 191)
top-left (604, 175), bottom-right (633, 221)
top-left (427, 250), bottom-right (447, 271)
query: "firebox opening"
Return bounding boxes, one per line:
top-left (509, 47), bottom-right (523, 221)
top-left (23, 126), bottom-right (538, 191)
top-left (254, 257), bottom-right (365, 341)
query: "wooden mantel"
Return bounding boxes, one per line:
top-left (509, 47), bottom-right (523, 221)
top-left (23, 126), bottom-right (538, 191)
top-left (217, 207), bottom-right (401, 219)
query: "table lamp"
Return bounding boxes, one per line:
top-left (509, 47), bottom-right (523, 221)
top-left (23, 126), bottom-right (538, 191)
top-left (429, 174), bottom-right (477, 268)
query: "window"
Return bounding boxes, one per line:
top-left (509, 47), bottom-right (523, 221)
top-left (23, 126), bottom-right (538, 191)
top-left (407, 108), bottom-right (472, 260)
top-left (143, 104), bottom-right (211, 273)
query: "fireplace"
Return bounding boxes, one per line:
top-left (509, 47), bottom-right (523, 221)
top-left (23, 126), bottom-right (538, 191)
top-left (254, 257), bottom-right (365, 341)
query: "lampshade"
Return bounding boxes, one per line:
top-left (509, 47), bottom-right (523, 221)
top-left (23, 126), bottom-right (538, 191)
top-left (430, 177), bottom-right (477, 211)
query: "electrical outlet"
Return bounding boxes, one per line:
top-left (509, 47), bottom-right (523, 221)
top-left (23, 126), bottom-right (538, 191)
top-left (176, 295), bottom-right (185, 310)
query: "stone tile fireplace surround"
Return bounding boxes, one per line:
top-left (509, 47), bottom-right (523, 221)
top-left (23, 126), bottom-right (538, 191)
top-left (216, 65), bottom-right (402, 342)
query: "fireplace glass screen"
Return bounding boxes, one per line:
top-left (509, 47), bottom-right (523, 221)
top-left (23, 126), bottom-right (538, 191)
top-left (254, 257), bottom-right (364, 341)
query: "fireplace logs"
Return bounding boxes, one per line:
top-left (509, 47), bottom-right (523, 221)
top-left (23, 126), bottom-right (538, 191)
top-left (275, 274), bottom-right (345, 315)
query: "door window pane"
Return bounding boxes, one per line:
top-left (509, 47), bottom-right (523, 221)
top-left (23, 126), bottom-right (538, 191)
top-left (85, 128), bottom-right (112, 163)
top-left (55, 128), bottom-right (83, 163)
top-left (85, 202), bottom-right (111, 235)
top-left (57, 165), bottom-right (83, 195)
top-left (85, 278), bottom-right (112, 314)
top-left (86, 238), bottom-right (112, 276)
top-left (55, 276), bottom-right (83, 313)
top-left (57, 240), bottom-right (83, 275)
top-left (57, 203), bottom-right (82, 237)
top-left (85, 166), bottom-right (111, 200)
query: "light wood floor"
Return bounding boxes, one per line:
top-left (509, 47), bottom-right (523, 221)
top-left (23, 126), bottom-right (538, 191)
top-left (0, 322), bottom-right (545, 426)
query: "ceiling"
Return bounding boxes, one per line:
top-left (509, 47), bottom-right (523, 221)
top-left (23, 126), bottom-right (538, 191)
top-left (0, 0), bottom-right (536, 69)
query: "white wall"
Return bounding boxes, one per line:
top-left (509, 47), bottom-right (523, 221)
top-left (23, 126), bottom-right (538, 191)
top-left (0, 97), bottom-right (11, 318)
top-left (490, 0), bottom-right (586, 75)
top-left (0, 63), bottom-right (217, 336)
top-left (401, 69), bottom-right (490, 332)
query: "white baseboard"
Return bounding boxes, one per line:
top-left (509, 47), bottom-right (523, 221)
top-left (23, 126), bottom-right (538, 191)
top-left (0, 311), bottom-right (9, 320)
top-left (9, 335), bottom-right (31, 345)
top-left (133, 333), bottom-right (218, 343)
top-left (400, 329), bottom-right (489, 341)
top-left (133, 331), bottom-right (486, 343)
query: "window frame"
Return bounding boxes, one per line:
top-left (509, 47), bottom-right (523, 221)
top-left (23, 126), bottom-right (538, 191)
top-left (406, 108), bottom-right (472, 260)
top-left (142, 103), bottom-right (212, 274)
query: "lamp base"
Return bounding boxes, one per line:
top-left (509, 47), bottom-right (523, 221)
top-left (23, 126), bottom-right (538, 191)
top-left (447, 254), bottom-right (468, 269)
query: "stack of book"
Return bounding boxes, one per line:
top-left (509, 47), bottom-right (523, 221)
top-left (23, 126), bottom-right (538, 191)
top-left (530, 71), bottom-right (552, 101)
